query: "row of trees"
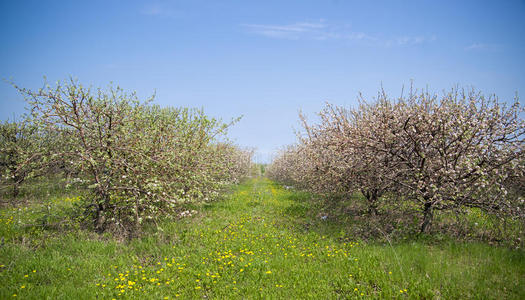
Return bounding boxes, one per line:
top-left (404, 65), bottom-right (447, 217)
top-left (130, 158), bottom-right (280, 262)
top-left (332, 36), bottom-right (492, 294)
top-left (0, 79), bottom-right (253, 233)
top-left (267, 87), bottom-right (524, 233)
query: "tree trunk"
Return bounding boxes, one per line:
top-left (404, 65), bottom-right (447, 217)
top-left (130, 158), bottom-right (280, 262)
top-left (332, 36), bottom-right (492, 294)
top-left (12, 173), bottom-right (23, 198)
top-left (94, 203), bottom-right (106, 233)
top-left (367, 201), bottom-right (378, 216)
top-left (134, 198), bottom-right (140, 234)
top-left (12, 182), bottom-right (19, 198)
top-left (363, 189), bottom-right (379, 216)
top-left (420, 201), bottom-right (433, 233)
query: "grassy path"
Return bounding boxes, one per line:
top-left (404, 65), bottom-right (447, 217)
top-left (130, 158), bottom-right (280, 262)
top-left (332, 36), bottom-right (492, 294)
top-left (1, 177), bottom-right (524, 299)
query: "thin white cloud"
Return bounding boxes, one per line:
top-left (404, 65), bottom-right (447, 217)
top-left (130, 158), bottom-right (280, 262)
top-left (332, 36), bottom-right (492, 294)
top-left (393, 35), bottom-right (436, 46)
top-left (244, 22), bottom-right (329, 40)
top-left (243, 21), bottom-right (434, 47)
top-left (465, 43), bottom-right (502, 51)
top-left (243, 21), bottom-right (374, 42)
top-left (141, 3), bottom-right (179, 18)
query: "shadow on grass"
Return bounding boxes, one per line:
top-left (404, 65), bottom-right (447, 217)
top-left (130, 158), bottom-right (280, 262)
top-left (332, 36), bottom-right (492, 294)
top-left (274, 181), bottom-right (525, 248)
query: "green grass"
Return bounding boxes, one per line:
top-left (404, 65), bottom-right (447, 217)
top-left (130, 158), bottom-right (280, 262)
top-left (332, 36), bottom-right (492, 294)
top-left (1, 177), bottom-right (524, 299)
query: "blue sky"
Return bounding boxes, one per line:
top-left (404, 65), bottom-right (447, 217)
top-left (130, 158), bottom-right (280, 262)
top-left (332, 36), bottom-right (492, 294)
top-left (1, 0), bottom-right (524, 162)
